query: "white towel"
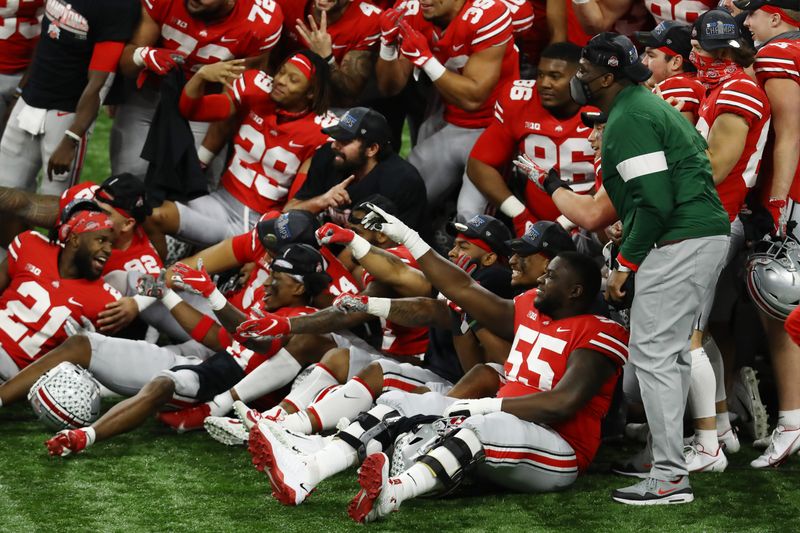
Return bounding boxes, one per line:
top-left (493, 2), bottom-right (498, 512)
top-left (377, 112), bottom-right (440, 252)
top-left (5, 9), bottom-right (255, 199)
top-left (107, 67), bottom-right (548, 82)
top-left (15, 99), bottom-right (47, 135)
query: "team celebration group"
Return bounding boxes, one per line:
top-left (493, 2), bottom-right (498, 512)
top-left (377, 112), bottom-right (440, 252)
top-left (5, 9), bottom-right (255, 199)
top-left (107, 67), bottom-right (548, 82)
top-left (0, 0), bottom-right (799, 520)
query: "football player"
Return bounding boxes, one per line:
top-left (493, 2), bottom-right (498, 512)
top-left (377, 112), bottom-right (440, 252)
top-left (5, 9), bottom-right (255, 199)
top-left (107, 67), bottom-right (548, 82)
top-left (0, 0), bottom-right (44, 134)
top-left (146, 51), bottom-right (336, 250)
top-left (376, 0), bottom-right (519, 220)
top-left (111, 0), bottom-right (284, 179)
top-left (570, 0), bottom-right (716, 35)
top-left (467, 42), bottom-right (596, 236)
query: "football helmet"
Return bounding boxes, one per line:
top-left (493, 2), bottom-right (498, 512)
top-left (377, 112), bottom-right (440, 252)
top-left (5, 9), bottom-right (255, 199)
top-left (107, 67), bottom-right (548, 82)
top-left (28, 362), bottom-right (101, 430)
top-left (745, 237), bottom-right (800, 321)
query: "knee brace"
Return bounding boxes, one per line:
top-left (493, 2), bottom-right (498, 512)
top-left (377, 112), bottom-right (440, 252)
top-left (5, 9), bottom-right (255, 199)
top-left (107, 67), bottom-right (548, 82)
top-left (337, 403), bottom-right (402, 462)
top-left (158, 369), bottom-right (200, 400)
top-left (418, 427), bottom-right (484, 497)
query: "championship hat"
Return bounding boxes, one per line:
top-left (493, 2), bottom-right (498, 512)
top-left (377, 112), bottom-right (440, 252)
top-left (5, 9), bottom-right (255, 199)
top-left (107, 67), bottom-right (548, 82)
top-left (506, 221), bottom-right (576, 258)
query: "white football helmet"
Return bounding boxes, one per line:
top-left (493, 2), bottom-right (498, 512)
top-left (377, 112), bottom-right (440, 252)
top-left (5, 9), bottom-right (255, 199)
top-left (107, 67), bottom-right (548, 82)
top-left (28, 362), bottom-right (101, 430)
top-left (745, 238), bottom-right (800, 321)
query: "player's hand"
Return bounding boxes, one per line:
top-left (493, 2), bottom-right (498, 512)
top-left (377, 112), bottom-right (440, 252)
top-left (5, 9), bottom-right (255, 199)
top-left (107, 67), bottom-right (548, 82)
top-left (512, 209), bottom-right (536, 237)
top-left (360, 202), bottom-right (413, 245)
top-left (398, 21), bottom-right (433, 68)
top-left (332, 293), bottom-right (369, 314)
top-left (444, 397), bottom-right (503, 418)
top-left (136, 269), bottom-right (169, 299)
top-left (235, 312), bottom-right (291, 341)
top-left (454, 253), bottom-right (479, 277)
top-left (605, 269), bottom-right (630, 305)
top-left (380, 8), bottom-right (403, 47)
top-left (197, 59), bottom-right (245, 89)
top-left (47, 138), bottom-right (78, 181)
top-left (653, 83), bottom-right (685, 112)
top-left (767, 197), bottom-right (788, 237)
top-left (64, 316), bottom-right (96, 337)
top-left (97, 297), bottom-right (139, 333)
top-left (316, 222), bottom-right (355, 246)
top-left (137, 47), bottom-right (187, 75)
top-left (171, 258), bottom-right (216, 297)
top-left (296, 11), bottom-right (333, 59)
top-left (513, 155), bottom-right (570, 197)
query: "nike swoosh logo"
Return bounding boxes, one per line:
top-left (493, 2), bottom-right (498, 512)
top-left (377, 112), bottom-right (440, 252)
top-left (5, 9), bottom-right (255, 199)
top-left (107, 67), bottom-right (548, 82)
top-left (332, 44), bottom-right (347, 49)
top-left (404, 50), bottom-right (421, 58)
top-left (344, 393), bottom-right (360, 399)
top-left (266, 319), bottom-right (278, 330)
top-left (453, 44), bottom-right (464, 51)
top-left (576, 126), bottom-right (590, 132)
top-left (67, 297), bottom-right (83, 307)
top-left (556, 327), bottom-right (570, 332)
top-left (221, 37), bottom-right (236, 42)
top-left (56, 111), bottom-right (71, 117)
top-left (657, 487), bottom-right (681, 495)
top-left (299, 482), bottom-right (312, 493)
top-left (181, 276), bottom-right (208, 282)
top-left (288, 140), bottom-right (303, 148)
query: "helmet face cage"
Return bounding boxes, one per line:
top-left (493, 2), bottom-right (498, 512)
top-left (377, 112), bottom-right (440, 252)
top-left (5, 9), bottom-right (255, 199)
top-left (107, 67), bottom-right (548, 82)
top-left (28, 362), bottom-right (102, 430)
top-left (745, 238), bottom-right (800, 321)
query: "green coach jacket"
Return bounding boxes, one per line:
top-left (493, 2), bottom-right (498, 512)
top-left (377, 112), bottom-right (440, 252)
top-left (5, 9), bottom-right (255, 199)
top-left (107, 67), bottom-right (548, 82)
top-left (601, 85), bottom-right (730, 270)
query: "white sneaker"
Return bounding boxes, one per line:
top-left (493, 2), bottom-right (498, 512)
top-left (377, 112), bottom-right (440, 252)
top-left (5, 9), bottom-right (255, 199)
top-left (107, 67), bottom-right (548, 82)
top-left (248, 420), bottom-right (317, 506)
top-left (684, 441), bottom-right (728, 473)
top-left (624, 423), bottom-right (650, 443)
top-left (232, 400), bottom-right (264, 431)
top-left (348, 452), bottom-right (400, 523)
top-left (750, 426), bottom-right (800, 468)
top-left (731, 367), bottom-right (769, 440)
top-left (204, 416), bottom-right (248, 446)
top-left (753, 432), bottom-right (772, 450)
top-left (717, 428), bottom-right (740, 454)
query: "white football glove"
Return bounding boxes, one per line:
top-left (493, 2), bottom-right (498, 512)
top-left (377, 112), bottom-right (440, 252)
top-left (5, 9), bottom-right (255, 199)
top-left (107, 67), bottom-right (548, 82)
top-left (443, 397), bottom-right (503, 418)
top-left (64, 316), bottom-right (96, 337)
top-left (360, 202), bottom-right (430, 259)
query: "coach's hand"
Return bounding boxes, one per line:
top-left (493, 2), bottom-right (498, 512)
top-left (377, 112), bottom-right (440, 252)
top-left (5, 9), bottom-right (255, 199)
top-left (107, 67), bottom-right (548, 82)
top-left (47, 138), bottom-right (78, 181)
top-left (236, 312), bottom-right (291, 341)
top-left (605, 269), bottom-right (630, 305)
top-left (97, 297), bottom-right (139, 333)
top-left (444, 397), bottom-right (503, 418)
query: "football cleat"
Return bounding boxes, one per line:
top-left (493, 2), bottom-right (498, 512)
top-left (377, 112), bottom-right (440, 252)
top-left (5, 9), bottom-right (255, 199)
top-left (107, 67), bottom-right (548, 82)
top-left (750, 425), bottom-right (800, 468)
top-left (248, 420), bottom-right (317, 506)
top-left (45, 429), bottom-right (88, 457)
top-left (157, 403), bottom-right (211, 433)
top-left (612, 476), bottom-right (694, 505)
top-left (204, 416), bottom-right (248, 446)
top-left (348, 452), bottom-right (400, 523)
top-left (717, 427), bottom-right (740, 454)
top-left (233, 400), bottom-right (264, 431)
top-left (684, 441), bottom-right (728, 473)
top-left (730, 367), bottom-right (769, 440)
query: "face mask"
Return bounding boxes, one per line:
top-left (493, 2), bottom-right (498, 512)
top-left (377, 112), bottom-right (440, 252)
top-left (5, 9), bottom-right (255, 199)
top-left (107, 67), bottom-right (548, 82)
top-left (689, 50), bottom-right (739, 85)
top-left (570, 75), bottom-right (593, 106)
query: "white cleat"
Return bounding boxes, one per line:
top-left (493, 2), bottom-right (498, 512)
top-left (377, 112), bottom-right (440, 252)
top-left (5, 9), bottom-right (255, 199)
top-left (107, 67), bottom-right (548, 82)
top-left (232, 400), bottom-right (263, 431)
top-left (717, 428), bottom-right (740, 454)
top-left (348, 452), bottom-right (400, 523)
top-left (248, 419), bottom-right (317, 506)
top-left (731, 367), bottom-right (769, 441)
top-left (750, 426), bottom-right (800, 468)
top-left (684, 441), bottom-right (728, 473)
top-left (204, 416), bottom-right (248, 446)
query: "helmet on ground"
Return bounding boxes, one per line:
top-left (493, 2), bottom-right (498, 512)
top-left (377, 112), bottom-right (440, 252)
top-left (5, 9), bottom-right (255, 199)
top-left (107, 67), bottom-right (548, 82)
top-left (745, 238), bottom-right (800, 321)
top-left (28, 362), bottom-right (101, 430)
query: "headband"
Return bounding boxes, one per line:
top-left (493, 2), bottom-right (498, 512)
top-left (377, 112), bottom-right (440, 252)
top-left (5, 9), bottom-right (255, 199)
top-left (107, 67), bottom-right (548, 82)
top-left (456, 233), bottom-right (493, 254)
top-left (286, 53), bottom-right (315, 81)
top-left (59, 211), bottom-right (113, 242)
top-left (762, 5), bottom-right (800, 26)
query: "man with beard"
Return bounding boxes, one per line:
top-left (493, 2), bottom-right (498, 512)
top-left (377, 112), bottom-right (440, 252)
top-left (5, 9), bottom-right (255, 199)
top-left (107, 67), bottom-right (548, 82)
top-left (286, 107), bottom-right (427, 230)
top-left (0, 205), bottom-right (120, 381)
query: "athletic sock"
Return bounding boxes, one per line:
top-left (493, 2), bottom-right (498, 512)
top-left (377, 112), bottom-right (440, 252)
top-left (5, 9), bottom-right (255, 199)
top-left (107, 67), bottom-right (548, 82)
top-left (207, 391), bottom-right (234, 417)
top-left (306, 377), bottom-right (375, 431)
top-left (694, 429), bottom-right (718, 452)
top-left (231, 348), bottom-right (301, 403)
top-left (282, 363), bottom-right (340, 412)
top-left (82, 426), bottom-right (97, 447)
top-left (688, 347), bottom-right (717, 420)
top-left (394, 462), bottom-right (438, 503)
top-left (716, 412), bottom-right (732, 435)
top-left (311, 439), bottom-right (358, 483)
top-left (282, 410), bottom-right (313, 434)
top-left (778, 409), bottom-right (800, 429)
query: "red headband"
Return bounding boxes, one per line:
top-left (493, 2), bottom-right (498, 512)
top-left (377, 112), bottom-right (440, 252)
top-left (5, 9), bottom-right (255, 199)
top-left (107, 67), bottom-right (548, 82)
top-left (657, 46), bottom-right (679, 57)
top-left (457, 233), bottom-right (493, 254)
top-left (286, 53), bottom-right (315, 81)
top-left (59, 211), bottom-right (113, 242)
top-left (762, 5), bottom-right (800, 26)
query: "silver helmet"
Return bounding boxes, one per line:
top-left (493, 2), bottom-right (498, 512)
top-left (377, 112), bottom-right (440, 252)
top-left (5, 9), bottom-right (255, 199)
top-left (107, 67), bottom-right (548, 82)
top-left (745, 238), bottom-right (800, 321)
top-left (28, 361), bottom-right (101, 430)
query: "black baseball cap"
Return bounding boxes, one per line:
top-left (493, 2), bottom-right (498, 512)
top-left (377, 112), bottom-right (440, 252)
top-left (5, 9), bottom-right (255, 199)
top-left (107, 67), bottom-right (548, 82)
top-left (322, 107), bottom-right (392, 147)
top-left (256, 210), bottom-right (319, 251)
top-left (692, 9), bottom-right (743, 50)
top-left (733, 0), bottom-right (799, 11)
top-left (271, 243), bottom-right (332, 296)
top-left (580, 111), bottom-right (608, 128)
top-left (582, 32), bottom-right (652, 83)
top-left (96, 173), bottom-right (152, 222)
top-left (446, 214), bottom-right (513, 257)
top-left (635, 21), bottom-right (693, 59)
top-left (505, 221), bottom-right (576, 258)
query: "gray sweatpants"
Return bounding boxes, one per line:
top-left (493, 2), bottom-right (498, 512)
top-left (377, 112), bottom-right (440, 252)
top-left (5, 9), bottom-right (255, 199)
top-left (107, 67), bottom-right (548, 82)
top-left (0, 72), bottom-right (23, 136)
top-left (630, 235), bottom-right (728, 480)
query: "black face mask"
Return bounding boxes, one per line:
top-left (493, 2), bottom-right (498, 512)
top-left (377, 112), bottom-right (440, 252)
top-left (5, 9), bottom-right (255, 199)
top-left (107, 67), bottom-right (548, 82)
top-left (569, 74), bottom-right (603, 106)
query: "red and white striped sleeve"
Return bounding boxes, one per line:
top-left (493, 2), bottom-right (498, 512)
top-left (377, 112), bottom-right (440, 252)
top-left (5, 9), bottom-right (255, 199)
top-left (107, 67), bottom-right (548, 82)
top-left (716, 78), bottom-right (769, 126)
top-left (754, 41), bottom-right (800, 86)
top-left (500, 0), bottom-right (534, 35)
top-left (655, 75), bottom-right (705, 117)
top-left (580, 317), bottom-right (629, 367)
top-left (469, 0), bottom-right (514, 52)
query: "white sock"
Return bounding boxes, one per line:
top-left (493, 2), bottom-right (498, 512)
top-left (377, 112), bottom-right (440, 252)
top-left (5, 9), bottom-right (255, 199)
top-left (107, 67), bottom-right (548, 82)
top-left (282, 363), bottom-right (340, 412)
top-left (232, 348), bottom-right (302, 403)
top-left (688, 347), bottom-right (717, 420)
top-left (694, 429), bottom-right (718, 451)
top-left (311, 438), bottom-right (359, 483)
top-left (82, 426), bottom-right (97, 446)
top-left (716, 412), bottom-right (732, 435)
top-left (282, 410), bottom-right (313, 434)
top-left (207, 391), bottom-right (234, 417)
top-left (778, 409), bottom-right (800, 429)
top-left (703, 335), bottom-right (727, 403)
top-left (394, 462), bottom-right (438, 503)
top-left (307, 377), bottom-right (375, 431)
top-left (0, 397), bottom-right (3, 407)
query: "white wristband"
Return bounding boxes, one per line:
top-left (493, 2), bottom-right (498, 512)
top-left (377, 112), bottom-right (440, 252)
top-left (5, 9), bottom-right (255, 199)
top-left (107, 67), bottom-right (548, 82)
top-left (349, 233), bottom-right (372, 261)
top-left (197, 146), bottom-right (216, 165)
top-left (404, 231), bottom-right (431, 260)
top-left (379, 43), bottom-right (398, 61)
top-left (366, 297), bottom-right (391, 319)
top-left (133, 46), bottom-right (147, 67)
top-left (133, 294), bottom-right (156, 312)
top-left (64, 130), bottom-right (82, 143)
top-left (162, 289), bottom-right (183, 311)
top-left (556, 215), bottom-right (577, 231)
top-left (499, 195), bottom-right (526, 218)
top-left (208, 288), bottom-right (228, 311)
top-left (422, 57), bottom-right (447, 82)
top-left (617, 265), bottom-right (632, 273)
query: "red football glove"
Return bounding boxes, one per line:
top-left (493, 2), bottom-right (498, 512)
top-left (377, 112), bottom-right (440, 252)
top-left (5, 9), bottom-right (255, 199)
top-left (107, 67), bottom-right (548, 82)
top-left (380, 8), bottom-right (403, 47)
top-left (236, 312), bottom-right (291, 340)
top-left (512, 210), bottom-right (537, 237)
top-left (137, 46), bottom-right (186, 75)
top-left (513, 154), bottom-right (548, 190)
top-left (316, 222), bottom-right (355, 246)
top-left (171, 259), bottom-right (215, 297)
top-left (454, 253), bottom-right (479, 277)
top-left (332, 293), bottom-right (370, 314)
top-left (767, 197), bottom-right (788, 236)
top-left (399, 21), bottom-right (433, 68)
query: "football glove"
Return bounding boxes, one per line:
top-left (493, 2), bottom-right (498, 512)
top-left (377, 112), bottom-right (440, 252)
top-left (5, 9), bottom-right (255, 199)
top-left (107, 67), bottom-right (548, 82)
top-left (512, 210), bottom-right (536, 237)
top-left (136, 46), bottom-right (186, 75)
top-left (399, 21), bottom-right (433, 68)
top-left (332, 293), bottom-right (370, 314)
top-left (136, 269), bottom-right (169, 299)
top-left (360, 202), bottom-right (428, 257)
top-left (379, 8), bottom-right (403, 47)
top-left (236, 312), bottom-right (291, 340)
top-left (767, 197), bottom-right (788, 237)
top-left (171, 258), bottom-right (215, 297)
top-left (443, 397), bottom-right (503, 418)
top-left (316, 222), bottom-right (355, 246)
top-left (513, 154), bottom-right (571, 196)
top-left (63, 316), bottom-right (95, 337)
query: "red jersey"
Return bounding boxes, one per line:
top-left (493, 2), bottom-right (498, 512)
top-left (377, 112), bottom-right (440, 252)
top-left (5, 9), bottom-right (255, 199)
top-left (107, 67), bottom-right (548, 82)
top-left (643, 0), bottom-right (715, 25)
top-left (696, 71), bottom-right (771, 222)
top-left (0, 231), bottom-right (121, 369)
top-left (397, 0), bottom-right (519, 128)
top-left (276, 0), bottom-right (381, 62)
top-left (144, 0), bottom-right (283, 75)
top-left (654, 73), bottom-right (705, 124)
top-left (470, 79), bottom-right (596, 221)
top-left (753, 38), bottom-right (800, 202)
top-left (222, 70), bottom-right (336, 213)
top-left (361, 245), bottom-right (429, 357)
top-left (499, 289), bottom-right (629, 471)
top-left (499, 0), bottom-right (534, 35)
top-left (0, 0), bottom-right (43, 73)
